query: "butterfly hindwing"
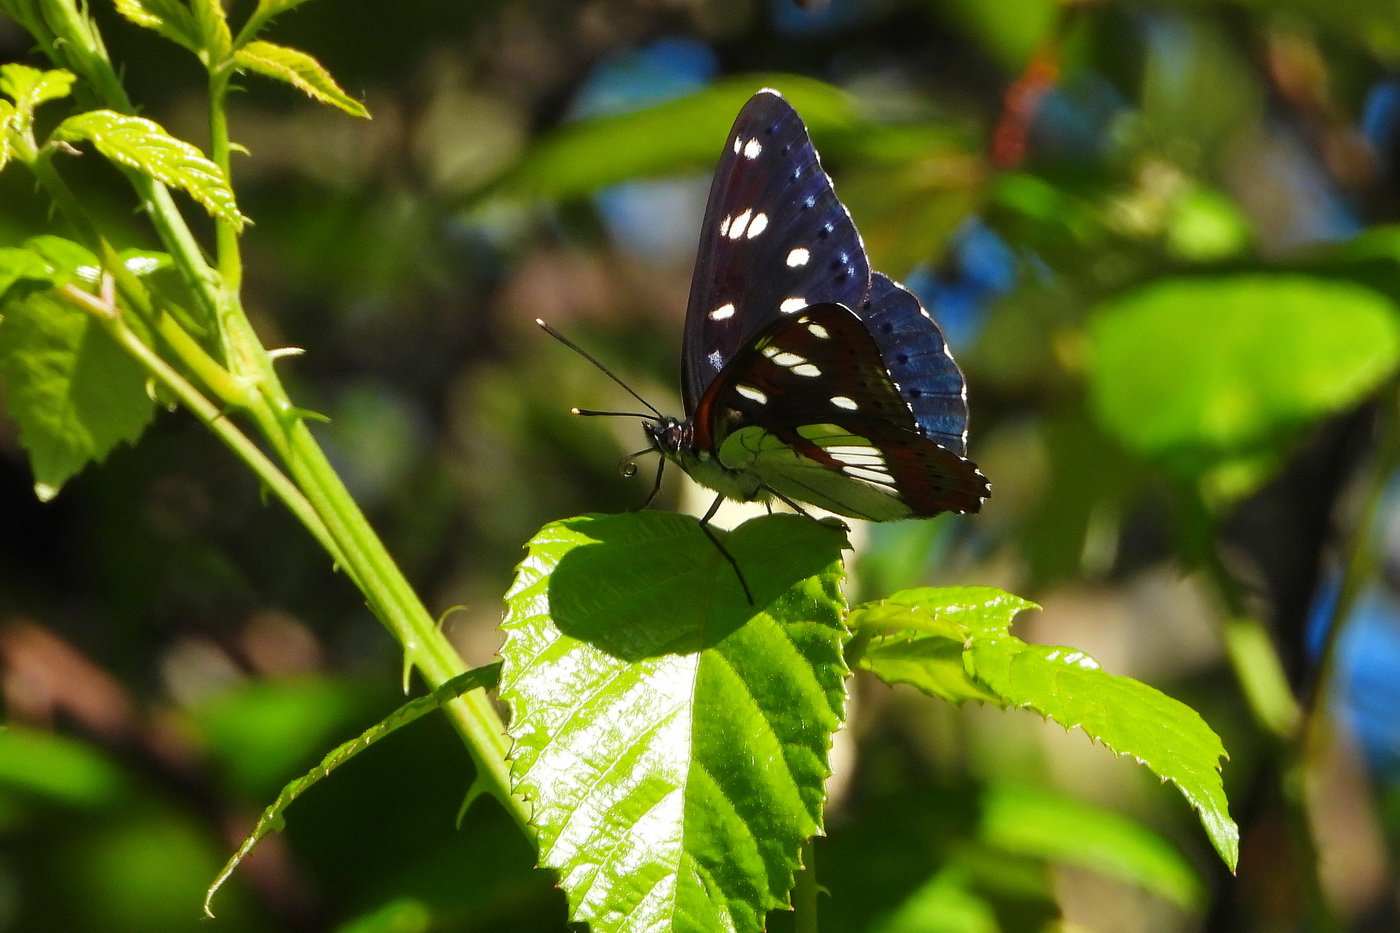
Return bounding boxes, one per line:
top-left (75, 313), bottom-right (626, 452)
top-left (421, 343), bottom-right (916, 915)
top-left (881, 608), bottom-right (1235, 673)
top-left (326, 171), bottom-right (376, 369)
top-left (695, 302), bottom-right (988, 520)
top-left (681, 89), bottom-right (871, 413)
top-left (858, 273), bottom-right (969, 455)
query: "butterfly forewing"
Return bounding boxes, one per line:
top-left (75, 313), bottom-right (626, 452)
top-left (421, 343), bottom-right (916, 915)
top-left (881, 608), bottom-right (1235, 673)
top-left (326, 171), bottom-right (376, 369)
top-left (695, 302), bottom-right (988, 519)
top-left (681, 89), bottom-right (871, 412)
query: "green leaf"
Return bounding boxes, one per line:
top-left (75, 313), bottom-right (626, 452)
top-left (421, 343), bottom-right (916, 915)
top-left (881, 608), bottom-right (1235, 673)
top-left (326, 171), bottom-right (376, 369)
top-left (479, 74), bottom-right (858, 202)
top-left (1088, 275), bottom-right (1400, 488)
top-left (111, 0), bottom-right (203, 54)
top-left (23, 234), bottom-right (102, 284)
top-left (203, 665), bottom-right (501, 919)
top-left (0, 63), bottom-right (76, 109)
top-left (0, 65), bottom-right (75, 166)
top-left (252, 0), bottom-right (315, 21)
top-left (0, 726), bottom-right (130, 806)
top-left (0, 245), bottom-right (55, 301)
top-left (500, 512), bottom-right (849, 933)
top-left (190, 0), bottom-right (232, 61)
top-left (0, 249), bottom-right (156, 498)
top-left (852, 587), bottom-right (1238, 871)
top-left (968, 637), bottom-right (1237, 870)
top-left (980, 783), bottom-right (1204, 909)
top-left (0, 99), bottom-right (14, 172)
top-left (851, 586), bottom-right (1038, 705)
top-left (52, 110), bottom-right (247, 228)
top-left (234, 41), bottom-right (369, 118)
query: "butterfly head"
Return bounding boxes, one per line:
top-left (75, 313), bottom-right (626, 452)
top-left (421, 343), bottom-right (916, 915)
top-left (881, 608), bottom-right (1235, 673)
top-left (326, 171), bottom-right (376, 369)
top-left (643, 415), bottom-right (689, 459)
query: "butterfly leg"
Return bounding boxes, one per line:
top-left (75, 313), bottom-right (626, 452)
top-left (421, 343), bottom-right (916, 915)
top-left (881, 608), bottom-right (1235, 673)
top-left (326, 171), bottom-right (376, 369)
top-left (639, 455), bottom-right (666, 510)
top-left (698, 493), bottom-right (755, 605)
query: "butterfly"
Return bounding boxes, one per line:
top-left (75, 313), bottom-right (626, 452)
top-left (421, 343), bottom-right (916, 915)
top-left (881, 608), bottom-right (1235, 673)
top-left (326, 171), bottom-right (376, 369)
top-left (644, 88), bottom-right (988, 521)
top-left (545, 87), bottom-right (988, 595)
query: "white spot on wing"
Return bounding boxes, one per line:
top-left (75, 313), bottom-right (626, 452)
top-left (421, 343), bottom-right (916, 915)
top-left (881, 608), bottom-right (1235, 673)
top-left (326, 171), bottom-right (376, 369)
top-left (743, 137), bottom-right (763, 159)
top-left (719, 215), bottom-right (731, 237)
top-left (746, 212), bottom-right (768, 238)
top-left (830, 396), bottom-right (858, 410)
top-left (708, 350), bottom-right (723, 370)
top-left (733, 137), bottom-right (742, 154)
top-left (807, 323), bottom-right (830, 339)
top-left (786, 248), bottom-right (810, 267)
top-left (736, 385), bottom-right (768, 404)
top-left (771, 351), bottom-right (806, 367)
top-left (729, 209), bottom-right (753, 239)
top-left (846, 466), bottom-right (897, 486)
top-left (780, 297), bottom-right (808, 314)
top-left (792, 364), bottom-right (822, 377)
top-left (710, 302), bottom-right (736, 321)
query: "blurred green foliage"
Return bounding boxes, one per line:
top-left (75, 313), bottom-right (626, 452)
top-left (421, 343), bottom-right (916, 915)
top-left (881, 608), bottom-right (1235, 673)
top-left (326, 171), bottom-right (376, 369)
top-left (2, 0), bottom-right (1400, 930)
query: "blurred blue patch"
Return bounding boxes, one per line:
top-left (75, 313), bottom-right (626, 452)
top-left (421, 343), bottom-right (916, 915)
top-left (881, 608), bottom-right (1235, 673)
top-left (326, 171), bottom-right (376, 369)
top-left (1361, 77), bottom-right (1400, 153)
top-left (1030, 73), bottom-right (1128, 161)
top-left (1307, 473), bottom-right (1400, 781)
top-left (1308, 579), bottom-right (1400, 781)
top-left (771, 0), bottom-right (870, 35)
top-left (571, 38), bottom-right (719, 263)
top-left (903, 219), bottom-right (1017, 350)
top-left (569, 38), bottom-right (717, 119)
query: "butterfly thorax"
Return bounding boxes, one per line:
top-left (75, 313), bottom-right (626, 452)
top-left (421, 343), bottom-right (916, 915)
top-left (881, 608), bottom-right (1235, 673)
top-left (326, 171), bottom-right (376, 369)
top-left (645, 416), bottom-right (768, 504)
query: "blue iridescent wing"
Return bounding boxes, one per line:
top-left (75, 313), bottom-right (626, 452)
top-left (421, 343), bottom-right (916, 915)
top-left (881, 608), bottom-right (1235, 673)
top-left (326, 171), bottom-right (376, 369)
top-left (680, 88), bottom-right (870, 413)
top-left (858, 273), bottom-right (969, 456)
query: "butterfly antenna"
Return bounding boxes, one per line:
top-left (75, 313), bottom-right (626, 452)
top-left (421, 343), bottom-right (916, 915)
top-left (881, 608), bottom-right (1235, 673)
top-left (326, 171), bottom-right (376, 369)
top-left (536, 319), bottom-right (663, 420)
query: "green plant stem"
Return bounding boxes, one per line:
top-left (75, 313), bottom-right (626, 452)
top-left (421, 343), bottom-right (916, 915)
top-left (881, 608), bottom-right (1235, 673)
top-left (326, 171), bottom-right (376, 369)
top-left (207, 66), bottom-right (242, 292)
top-left (266, 410), bottom-right (521, 824)
top-left (793, 838), bottom-right (819, 933)
top-left (56, 284), bottom-right (351, 578)
top-left (21, 5), bottom-right (529, 833)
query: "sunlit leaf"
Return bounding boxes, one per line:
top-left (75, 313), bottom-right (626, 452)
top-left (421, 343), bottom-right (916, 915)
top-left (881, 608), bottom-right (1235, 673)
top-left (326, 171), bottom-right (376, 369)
top-left (0, 99), bottom-right (13, 172)
top-left (111, 0), bottom-right (202, 53)
top-left (0, 63), bottom-right (75, 109)
top-left (234, 41), bottom-right (369, 118)
top-left (850, 587), bottom-right (1237, 871)
top-left (1088, 275), bottom-right (1400, 484)
top-left (53, 110), bottom-right (247, 228)
top-left (253, 0), bottom-right (316, 21)
top-left (850, 587), bottom-right (1034, 706)
top-left (501, 511), bottom-right (848, 933)
top-left (969, 637), bottom-right (1237, 870)
top-left (190, 0), bottom-right (232, 61)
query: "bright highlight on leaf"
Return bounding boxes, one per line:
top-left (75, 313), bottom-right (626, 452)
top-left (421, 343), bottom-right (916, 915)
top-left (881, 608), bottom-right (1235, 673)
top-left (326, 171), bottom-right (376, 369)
top-left (53, 110), bottom-right (248, 228)
top-left (501, 512), bottom-right (848, 933)
top-left (234, 41), bottom-right (370, 118)
top-left (851, 586), bottom-right (1238, 871)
